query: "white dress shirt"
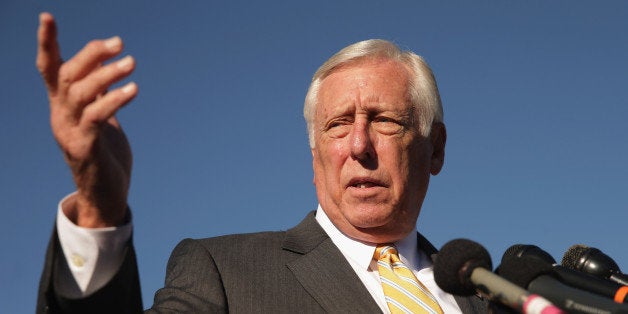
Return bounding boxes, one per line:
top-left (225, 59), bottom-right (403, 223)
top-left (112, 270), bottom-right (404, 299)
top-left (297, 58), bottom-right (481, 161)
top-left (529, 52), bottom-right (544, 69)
top-left (315, 205), bottom-right (462, 314)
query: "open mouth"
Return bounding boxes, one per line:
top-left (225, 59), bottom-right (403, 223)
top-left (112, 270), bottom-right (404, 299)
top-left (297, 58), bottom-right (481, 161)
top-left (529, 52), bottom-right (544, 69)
top-left (352, 182), bottom-right (377, 188)
top-left (347, 178), bottom-right (385, 189)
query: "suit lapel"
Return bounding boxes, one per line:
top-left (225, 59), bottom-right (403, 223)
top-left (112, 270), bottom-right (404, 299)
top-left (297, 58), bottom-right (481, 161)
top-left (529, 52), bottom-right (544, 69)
top-left (283, 212), bottom-right (382, 313)
top-left (282, 213), bottom-right (486, 313)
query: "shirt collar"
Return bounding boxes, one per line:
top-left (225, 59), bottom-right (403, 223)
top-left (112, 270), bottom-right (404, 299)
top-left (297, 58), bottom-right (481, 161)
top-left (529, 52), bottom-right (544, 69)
top-left (314, 204), bottom-right (420, 271)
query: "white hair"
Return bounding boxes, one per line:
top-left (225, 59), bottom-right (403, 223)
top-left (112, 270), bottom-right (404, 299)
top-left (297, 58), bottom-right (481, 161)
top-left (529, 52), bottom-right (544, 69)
top-left (303, 39), bottom-right (443, 148)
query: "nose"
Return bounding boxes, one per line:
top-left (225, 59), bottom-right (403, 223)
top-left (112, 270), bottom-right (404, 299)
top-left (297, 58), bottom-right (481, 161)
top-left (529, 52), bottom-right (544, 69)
top-left (349, 120), bottom-right (376, 161)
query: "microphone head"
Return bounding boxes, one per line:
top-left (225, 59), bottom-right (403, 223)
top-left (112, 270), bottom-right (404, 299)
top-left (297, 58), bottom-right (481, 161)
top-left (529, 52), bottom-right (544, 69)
top-left (497, 255), bottom-right (555, 288)
top-left (433, 238), bottom-right (493, 296)
top-left (561, 244), bottom-right (621, 278)
top-left (502, 244), bottom-right (556, 265)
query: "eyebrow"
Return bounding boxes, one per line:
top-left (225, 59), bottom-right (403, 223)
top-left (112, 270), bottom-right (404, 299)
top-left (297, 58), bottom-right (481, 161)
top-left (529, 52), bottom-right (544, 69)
top-left (320, 93), bottom-right (414, 121)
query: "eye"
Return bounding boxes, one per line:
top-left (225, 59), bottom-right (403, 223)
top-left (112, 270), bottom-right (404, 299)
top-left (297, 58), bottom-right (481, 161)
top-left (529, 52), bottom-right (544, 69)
top-left (375, 116), bottom-right (395, 123)
top-left (373, 116), bottom-right (400, 126)
top-left (373, 116), bottom-right (404, 134)
top-left (326, 118), bottom-right (351, 128)
top-left (328, 121), bottom-right (345, 128)
top-left (324, 118), bottom-right (352, 137)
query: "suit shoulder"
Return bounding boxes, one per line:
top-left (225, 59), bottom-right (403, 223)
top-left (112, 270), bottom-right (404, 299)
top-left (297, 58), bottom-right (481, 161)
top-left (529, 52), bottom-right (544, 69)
top-left (170, 231), bottom-right (287, 260)
top-left (196, 230), bottom-right (287, 248)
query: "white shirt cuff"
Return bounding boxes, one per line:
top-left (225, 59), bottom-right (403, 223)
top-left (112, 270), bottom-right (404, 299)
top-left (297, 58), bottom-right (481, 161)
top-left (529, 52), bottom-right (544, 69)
top-left (55, 192), bottom-right (133, 297)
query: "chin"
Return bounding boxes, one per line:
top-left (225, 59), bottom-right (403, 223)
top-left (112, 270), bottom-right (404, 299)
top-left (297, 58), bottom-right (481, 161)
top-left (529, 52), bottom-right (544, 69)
top-left (343, 204), bottom-right (397, 228)
top-left (352, 225), bottom-right (409, 244)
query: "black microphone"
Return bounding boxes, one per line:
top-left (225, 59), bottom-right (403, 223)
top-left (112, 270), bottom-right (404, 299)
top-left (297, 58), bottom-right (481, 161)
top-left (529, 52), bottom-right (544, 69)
top-left (505, 244), bottom-right (628, 303)
top-left (433, 239), bottom-right (563, 314)
top-left (562, 244), bottom-right (628, 286)
top-left (498, 254), bottom-right (628, 314)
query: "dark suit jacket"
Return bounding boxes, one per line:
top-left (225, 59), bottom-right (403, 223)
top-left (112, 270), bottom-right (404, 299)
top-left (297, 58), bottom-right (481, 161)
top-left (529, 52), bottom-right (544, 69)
top-left (37, 211), bottom-right (487, 313)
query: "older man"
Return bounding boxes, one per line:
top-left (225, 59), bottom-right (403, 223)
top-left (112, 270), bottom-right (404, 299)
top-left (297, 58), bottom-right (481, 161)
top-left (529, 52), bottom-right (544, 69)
top-left (36, 12), bottom-right (486, 314)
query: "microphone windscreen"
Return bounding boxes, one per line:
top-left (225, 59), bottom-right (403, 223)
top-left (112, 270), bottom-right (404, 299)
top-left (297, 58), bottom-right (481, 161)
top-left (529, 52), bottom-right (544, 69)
top-left (561, 244), bottom-right (589, 269)
top-left (501, 244), bottom-right (556, 265)
top-left (561, 244), bottom-right (621, 277)
top-left (497, 255), bottom-right (555, 288)
top-left (433, 238), bottom-right (492, 296)
top-left (502, 244), bottom-right (527, 260)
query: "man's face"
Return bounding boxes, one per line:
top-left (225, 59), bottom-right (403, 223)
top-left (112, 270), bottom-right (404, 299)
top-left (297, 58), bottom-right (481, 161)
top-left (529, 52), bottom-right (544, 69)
top-left (311, 58), bottom-right (445, 244)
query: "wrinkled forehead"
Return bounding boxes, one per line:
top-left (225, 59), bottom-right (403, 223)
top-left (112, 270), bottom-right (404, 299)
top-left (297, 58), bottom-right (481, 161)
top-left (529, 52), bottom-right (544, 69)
top-left (315, 58), bottom-right (414, 118)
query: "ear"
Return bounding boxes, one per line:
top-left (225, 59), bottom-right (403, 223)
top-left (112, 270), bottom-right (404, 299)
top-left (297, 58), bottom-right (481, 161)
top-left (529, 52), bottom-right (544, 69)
top-left (429, 122), bottom-right (446, 175)
top-left (311, 148), bottom-right (317, 185)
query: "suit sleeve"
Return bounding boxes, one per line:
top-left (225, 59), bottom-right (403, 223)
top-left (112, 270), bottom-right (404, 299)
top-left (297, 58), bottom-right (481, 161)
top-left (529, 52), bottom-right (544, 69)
top-left (147, 239), bottom-right (227, 313)
top-left (36, 226), bottom-right (143, 314)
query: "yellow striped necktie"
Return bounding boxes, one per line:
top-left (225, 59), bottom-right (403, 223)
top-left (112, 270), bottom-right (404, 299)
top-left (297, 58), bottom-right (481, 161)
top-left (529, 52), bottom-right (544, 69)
top-left (374, 245), bottom-right (444, 314)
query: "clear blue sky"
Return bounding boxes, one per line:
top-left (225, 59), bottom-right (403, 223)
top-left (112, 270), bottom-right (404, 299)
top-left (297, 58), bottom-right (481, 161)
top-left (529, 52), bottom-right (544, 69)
top-left (1, 1), bottom-right (627, 312)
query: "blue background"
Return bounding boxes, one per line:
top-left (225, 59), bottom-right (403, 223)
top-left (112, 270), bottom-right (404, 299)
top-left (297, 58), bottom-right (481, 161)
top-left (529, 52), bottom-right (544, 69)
top-left (1, 1), bottom-right (627, 312)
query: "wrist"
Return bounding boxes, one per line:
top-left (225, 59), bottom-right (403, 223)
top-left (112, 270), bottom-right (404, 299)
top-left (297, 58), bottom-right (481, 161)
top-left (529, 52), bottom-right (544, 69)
top-left (62, 193), bottom-right (129, 228)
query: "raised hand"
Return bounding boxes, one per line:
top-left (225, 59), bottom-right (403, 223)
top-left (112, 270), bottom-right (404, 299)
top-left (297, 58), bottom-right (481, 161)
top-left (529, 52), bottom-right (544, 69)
top-left (37, 13), bottom-right (137, 227)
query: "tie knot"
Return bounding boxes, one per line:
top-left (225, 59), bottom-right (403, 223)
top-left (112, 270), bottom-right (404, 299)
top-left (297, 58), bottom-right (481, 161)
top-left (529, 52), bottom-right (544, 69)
top-left (374, 245), bottom-right (398, 260)
top-left (374, 244), bottom-right (444, 313)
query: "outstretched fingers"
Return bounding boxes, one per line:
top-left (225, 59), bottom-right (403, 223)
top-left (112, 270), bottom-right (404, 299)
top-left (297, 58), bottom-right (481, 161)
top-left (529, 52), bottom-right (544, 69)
top-left (58, 36), bottom-right (124, 93)
top-left (82, 82), bottom-right (138, 127)
top-left (37, 12), bottom-right (138, 127)
top-left (36, 12), bottom-right (61, 92)
top-left (67, 55), bottom-right (136, 108)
